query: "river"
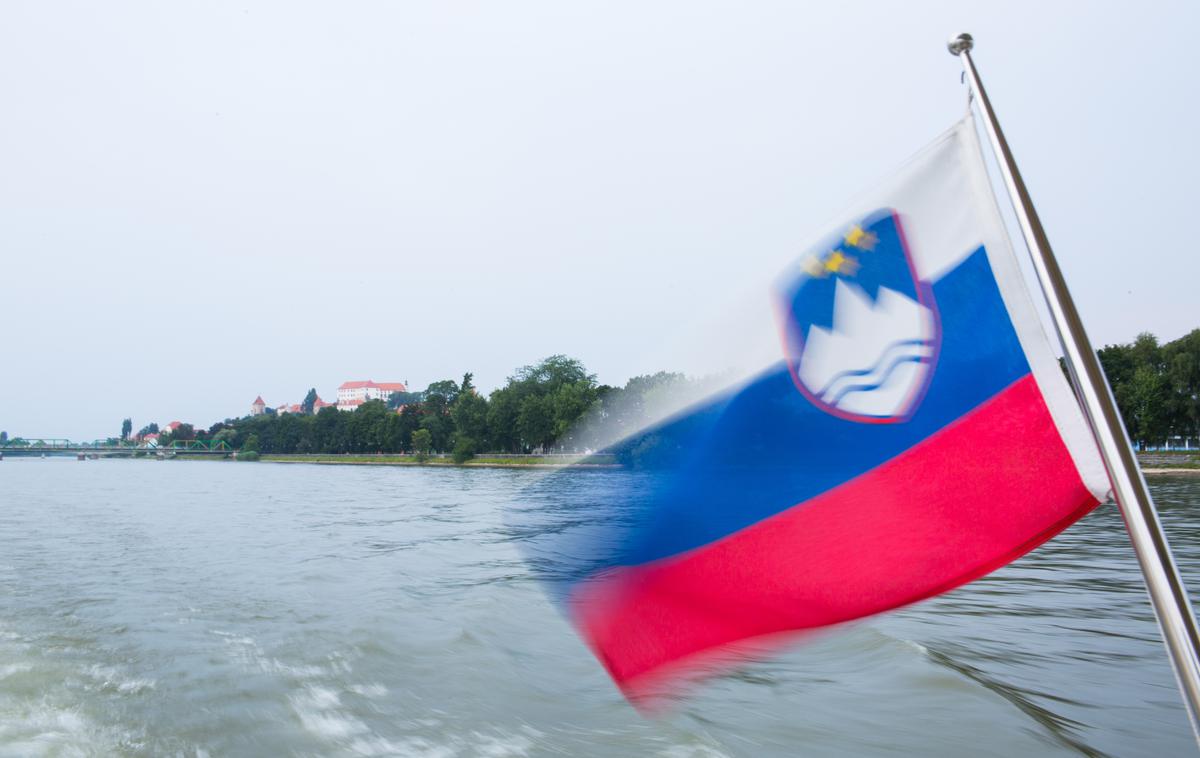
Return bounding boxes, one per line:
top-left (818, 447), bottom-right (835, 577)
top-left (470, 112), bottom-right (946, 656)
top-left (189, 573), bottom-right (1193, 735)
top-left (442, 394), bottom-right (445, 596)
top-left (0, 458), bottom-right (1196, 757)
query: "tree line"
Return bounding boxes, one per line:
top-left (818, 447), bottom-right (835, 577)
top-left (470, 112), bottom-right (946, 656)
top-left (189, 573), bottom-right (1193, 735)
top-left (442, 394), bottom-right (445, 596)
top-left (93, 328), bottom-right (1196, 460)
top-left (1097, 329), bottom-right (1200, 449)
top-left (157, 355), bottom-right (691, 461)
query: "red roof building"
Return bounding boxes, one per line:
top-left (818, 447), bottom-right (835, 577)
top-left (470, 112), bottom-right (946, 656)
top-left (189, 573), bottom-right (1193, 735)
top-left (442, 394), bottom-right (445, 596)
top-left (337, 397), bottom-right (366, 412)
top-left (336, 380), bottom-right (407, 409)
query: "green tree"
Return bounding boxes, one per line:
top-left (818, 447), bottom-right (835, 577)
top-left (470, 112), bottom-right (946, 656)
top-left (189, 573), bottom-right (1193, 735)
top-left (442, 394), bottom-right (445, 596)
top-left (412, 428), bottom-right (432, 462)
top-left (1130, 332), bottom-right (1162, 372)
top-left (242, 433), bottom-right (261, 452)
top-left (1099, 343), bottom-right (1135, 389)
top-left (387, 391), bottom-right (423, 410)
top-left (517, 394), bottom-right (554, 451)
top-left (549, 381), bottom-right (598, 448)
top-left (314, 406), bottom-right (348, 453)
top-left (451, 374), bottom-right (490, 450)
top-left (486, 389), bottom-right (521, 452)
top-left (1163, 329), bottom-right (1200, 441)
top-left (487, 355), bottom-right (598, 452)
top-left (420, 379), bottom-right (459, 452)
top-left (121, 418), bottom-right (132, 441)
top-left (396, 405), bottom-right (421, 452)
top-left (302, 388), bottom-right (318, 415)
top-left (452, 435), bottom-right (476, 464)
top-left (349, 400), bottom-right (390, 453)
top-left (1119, 364), bottom-right (1170, 448)
top-left (0, 431), bottom-right (7, 444)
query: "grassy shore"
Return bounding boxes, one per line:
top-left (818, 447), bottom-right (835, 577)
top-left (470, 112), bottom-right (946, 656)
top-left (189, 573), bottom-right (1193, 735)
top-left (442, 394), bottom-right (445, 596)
top-left (157, 450), bottom-right (1200, 474)
top-left (1139, 451), bottom-right (1200, 474)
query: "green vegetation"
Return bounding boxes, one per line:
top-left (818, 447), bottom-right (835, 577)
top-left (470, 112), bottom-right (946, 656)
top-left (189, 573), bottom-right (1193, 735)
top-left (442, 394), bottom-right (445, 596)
top-left (411, 429), bottom-right (432, 463)
top-left (197, 356), bottom-right (690, 459)
top-left (301, 388), bottom-right (318, 415)
top-left (452, 436), bottom-right (476, 464)
top-left (1097, 330), bottom-right (1200, 449)
top-left (122, 329), bottom-right (1196, 465)
top-left (257, 453), bottom-right (616, 467)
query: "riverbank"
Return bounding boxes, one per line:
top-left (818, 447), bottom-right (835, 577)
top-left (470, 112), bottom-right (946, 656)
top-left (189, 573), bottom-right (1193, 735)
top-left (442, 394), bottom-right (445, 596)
top-left (1139, 452), bottom-right (1200, 475)
top-left (249, 453), bottom-right (1198, 474)
top-left (256, 453), bottom-right (620, 469)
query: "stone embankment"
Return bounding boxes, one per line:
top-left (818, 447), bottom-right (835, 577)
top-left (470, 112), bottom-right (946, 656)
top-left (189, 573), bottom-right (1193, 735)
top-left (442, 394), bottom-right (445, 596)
top-left (1138, 452), bottom-right (1200, 475)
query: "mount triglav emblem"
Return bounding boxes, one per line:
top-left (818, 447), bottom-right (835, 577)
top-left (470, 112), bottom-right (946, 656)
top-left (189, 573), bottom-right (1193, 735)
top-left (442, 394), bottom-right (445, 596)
top-left (778, 210), bottom-right (941, 423)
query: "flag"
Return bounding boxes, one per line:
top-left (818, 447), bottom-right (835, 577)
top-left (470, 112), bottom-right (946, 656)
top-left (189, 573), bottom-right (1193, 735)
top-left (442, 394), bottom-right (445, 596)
top-left (532, 116), bottom-right (1111, 703)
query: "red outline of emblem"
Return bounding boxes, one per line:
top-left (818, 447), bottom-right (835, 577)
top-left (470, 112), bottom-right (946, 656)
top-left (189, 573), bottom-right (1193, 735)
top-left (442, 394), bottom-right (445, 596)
top-left (777, 209), bottom-right (943, 425)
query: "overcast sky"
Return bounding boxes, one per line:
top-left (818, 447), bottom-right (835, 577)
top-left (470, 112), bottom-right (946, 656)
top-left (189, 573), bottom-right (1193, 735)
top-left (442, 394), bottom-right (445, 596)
top-left (2, 2), bottom-right (1196, 440)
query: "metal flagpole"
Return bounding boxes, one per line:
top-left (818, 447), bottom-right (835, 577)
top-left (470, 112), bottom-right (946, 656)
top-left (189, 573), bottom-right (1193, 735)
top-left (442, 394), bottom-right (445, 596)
top-left (948, 32), bottom-right (1200, 735)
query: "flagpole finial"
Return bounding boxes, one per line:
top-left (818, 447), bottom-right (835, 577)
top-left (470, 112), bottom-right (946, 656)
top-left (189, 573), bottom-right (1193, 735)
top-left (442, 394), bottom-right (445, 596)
top-left (947, 33), bottom-right (974, 55)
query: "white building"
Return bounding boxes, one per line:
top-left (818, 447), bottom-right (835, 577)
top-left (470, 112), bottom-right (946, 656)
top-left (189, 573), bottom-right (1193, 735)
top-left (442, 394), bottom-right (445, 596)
top-left (336, 380), bottom-right (407, 410)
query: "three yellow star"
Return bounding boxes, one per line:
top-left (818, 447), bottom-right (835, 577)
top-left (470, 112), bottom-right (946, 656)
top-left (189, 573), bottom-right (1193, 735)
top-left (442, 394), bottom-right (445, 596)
top-left (801, 255), bottom-right (827, 277)
top-left (824, 250), bottom-right (860, 276)
top-left (844, 225), bottom-right (878, 251)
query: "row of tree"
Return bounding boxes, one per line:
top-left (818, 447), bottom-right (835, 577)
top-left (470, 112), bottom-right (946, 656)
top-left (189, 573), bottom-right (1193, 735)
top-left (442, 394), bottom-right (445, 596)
top-left (98, 329), bottom-right (1195, 460)
top-left (166, 356), bottom-right (691, 460)
top-left (1098, 329), bottom-right (1200, 449)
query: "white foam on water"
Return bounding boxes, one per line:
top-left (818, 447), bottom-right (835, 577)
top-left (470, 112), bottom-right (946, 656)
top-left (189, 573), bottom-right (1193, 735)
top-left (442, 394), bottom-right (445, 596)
top-left (348, 683), bottom-right (388, 698)
top-left (342, 732), bottom-right (534, 758)
top-left (0, 702), bottom-right (135, 757)
top-left (0, 664), bottom-right (32, 680)
top-left (302, 685), bottom-right (342, 710)
top-left (211, 629), bottom-right (328, 679)
top-left (261, 657), bottom-right (325, 679)
top-left (83, 663), bottom-right (156, 695)
top-left (902, 639), bottom-right (930, 656)
top-left (347, 735), bottom-right (457, 758)
top-left (290, 684), bottom-right (369, 742)
top-left (471, 731), bottom-right (534, 757)
top-left (657, 745), bottom-right (733, 758)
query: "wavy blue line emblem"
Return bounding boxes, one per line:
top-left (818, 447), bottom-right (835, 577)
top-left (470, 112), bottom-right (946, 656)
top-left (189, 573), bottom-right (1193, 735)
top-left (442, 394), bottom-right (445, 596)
top-left (777, 210), bottom-right (942, 424)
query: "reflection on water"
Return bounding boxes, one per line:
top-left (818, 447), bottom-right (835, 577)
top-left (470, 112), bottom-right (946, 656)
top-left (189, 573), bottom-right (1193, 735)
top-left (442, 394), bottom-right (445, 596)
top-left (0, 459), bottom-right (1196, 756)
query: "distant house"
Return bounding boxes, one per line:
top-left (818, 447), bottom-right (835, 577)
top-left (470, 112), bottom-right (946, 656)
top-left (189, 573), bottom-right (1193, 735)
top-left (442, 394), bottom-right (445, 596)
top-left (251, 396), bottom-right (266, 416)
top-left (336, 397), bottom-right (366, 412)
top-left (143, 433), bottom-right (160, 448)
top-left (313, 396), bottom-right (334, 413)
top-left (165, 421), bottom-right (183, 433)
top-left (336, 380), bottom-right (407, 411)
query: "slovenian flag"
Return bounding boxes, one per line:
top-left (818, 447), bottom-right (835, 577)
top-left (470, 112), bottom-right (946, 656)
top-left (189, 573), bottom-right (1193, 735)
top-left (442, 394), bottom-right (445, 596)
top-left (530, 116), bottom-right (1111, 703)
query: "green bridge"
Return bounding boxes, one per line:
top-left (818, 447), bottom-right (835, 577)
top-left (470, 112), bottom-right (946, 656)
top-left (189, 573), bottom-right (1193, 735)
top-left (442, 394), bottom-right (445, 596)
top-left (0, 438), bottom-right (234, 457)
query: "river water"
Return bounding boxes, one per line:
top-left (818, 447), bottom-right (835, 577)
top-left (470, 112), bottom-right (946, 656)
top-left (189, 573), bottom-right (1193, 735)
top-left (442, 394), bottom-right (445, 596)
top-left (0, 458), bottom-right (1197, 757)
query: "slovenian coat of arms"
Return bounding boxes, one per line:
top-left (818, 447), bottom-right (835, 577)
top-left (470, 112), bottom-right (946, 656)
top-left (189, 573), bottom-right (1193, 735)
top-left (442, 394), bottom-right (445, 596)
top-left (778, 209), bottom-right (942, 423)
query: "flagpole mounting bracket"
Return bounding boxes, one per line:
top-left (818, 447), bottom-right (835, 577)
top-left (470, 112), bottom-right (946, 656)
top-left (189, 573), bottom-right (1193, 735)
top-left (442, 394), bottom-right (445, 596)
top-left (947, 33), bottom-right (974, 55)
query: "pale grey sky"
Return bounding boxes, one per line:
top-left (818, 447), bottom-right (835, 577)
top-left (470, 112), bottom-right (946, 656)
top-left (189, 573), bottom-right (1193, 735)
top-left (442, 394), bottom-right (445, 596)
top-left (2, 2), bottom-right (1196, 441)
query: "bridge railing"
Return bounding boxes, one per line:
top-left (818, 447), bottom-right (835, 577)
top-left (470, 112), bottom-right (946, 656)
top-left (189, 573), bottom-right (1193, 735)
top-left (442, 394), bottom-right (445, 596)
top-left (166, 439), bottom-right (233, 452)
top-left (0, 438), bottom-right (234, 452)
top-left (0, 438), bottom-right (72, 449)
